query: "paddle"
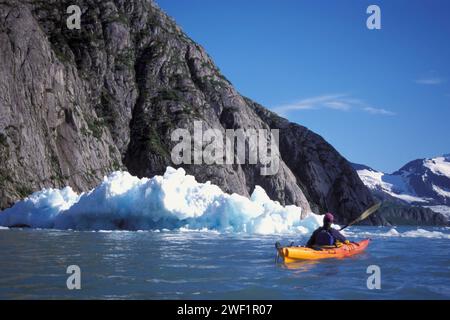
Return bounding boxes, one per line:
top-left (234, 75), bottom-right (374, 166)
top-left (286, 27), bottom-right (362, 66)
top-left (339, 202), bottom-right (382, 231)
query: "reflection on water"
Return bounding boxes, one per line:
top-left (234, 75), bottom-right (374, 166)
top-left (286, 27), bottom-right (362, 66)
top-left (280, 260), bottom-right (319, 272)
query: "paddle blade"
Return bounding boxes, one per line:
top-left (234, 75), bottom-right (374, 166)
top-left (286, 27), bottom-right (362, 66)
top-left (340, 202), bottom-right (381, 230)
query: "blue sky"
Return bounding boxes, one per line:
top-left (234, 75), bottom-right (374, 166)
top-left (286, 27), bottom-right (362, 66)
top-left (157, 0), bottom-right (450, 173)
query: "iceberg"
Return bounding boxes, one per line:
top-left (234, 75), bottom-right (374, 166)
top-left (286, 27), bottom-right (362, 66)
top-left (0, 167), bottom-right (322, 234)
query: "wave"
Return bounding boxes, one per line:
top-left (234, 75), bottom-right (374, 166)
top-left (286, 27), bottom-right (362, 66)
top-left (0, 167), bottom-right (322, 234)
top-left (345, 228), bottom-right (450, 239)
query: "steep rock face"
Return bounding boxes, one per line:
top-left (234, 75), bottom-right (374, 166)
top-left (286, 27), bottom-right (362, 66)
top-left (0, 0), bottom-right (123, 208)
top-left (250, 103), bottom-right (375, 223)
top-left (0, 0), bottom-right (375, 223)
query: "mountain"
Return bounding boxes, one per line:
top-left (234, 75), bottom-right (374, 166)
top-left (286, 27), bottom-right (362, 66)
top-left (354, 155), bottom-right (450, 206)
top-left (393, 155), bottom-right (450, 205)
top-left (353, 155), bottom-right (450, 224)
top-left (0, 0), bottom-right (375, 224)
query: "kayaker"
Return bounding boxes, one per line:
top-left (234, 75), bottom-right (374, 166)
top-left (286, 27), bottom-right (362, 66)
top-left (306, 213), bottom-right (349, 247)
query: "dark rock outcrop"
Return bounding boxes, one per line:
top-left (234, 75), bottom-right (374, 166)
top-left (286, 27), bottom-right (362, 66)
top-left (0, 0), bottom-right (375, 223)
top-left (369, 192), bottom-right (448, 226)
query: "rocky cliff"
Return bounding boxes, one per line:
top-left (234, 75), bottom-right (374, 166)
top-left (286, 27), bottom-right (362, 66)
top-left (0, 0), bottom-right (375, 224)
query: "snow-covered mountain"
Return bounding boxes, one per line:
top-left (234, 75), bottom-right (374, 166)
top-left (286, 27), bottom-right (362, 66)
top-left (353, 154), bottom-right (450, 219)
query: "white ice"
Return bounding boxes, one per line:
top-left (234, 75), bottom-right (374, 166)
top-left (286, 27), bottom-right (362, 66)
top-left (0, 167), bottom-right (322, 234)
top-left (345, 227), bottom-right (450, 239)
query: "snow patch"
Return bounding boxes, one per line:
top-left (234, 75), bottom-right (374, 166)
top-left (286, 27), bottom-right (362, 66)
top-left (432, 185), bottom-right (450, 199)
top-left (357, 169), bottom-right (428, 203)
top-left (425, 205), bottom-right (450, 219)
top-left (424, 156), bottom-right (450, 177)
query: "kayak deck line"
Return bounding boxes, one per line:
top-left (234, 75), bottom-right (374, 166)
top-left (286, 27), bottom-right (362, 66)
top-left (276, 239), bottom-right (370, 263)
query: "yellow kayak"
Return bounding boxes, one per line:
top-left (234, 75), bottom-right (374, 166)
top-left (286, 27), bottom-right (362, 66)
top-left (276, 239), bottom-right (370, 263)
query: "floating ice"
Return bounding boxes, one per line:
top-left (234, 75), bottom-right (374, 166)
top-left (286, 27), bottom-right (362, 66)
top-left (0, 187), bottom-right (79, 229)
top-left (0, 167), bottom-right (322, 234)
top-left (345, 227), bottom-right (450, 239)
top-left (401, 228), bottom-right (450, 239)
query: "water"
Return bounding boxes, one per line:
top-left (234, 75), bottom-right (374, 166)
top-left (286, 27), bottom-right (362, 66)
top-left (0, 226), bottom-right (449, 299)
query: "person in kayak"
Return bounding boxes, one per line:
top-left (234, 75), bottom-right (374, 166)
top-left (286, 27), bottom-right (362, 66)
top-left (306, 213), bottom-right (349, 247)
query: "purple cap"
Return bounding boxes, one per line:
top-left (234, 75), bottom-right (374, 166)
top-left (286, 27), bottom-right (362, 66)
top-left (324, 213), bottom-right (334, 224)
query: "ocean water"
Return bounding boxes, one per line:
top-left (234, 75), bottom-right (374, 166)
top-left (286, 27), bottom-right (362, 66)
top-left (0, 226), bottom-right (449, 300)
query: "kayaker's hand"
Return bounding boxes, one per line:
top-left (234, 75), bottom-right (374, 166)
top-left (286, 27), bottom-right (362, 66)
top-left (344, 240), bottom-right (350, 244)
